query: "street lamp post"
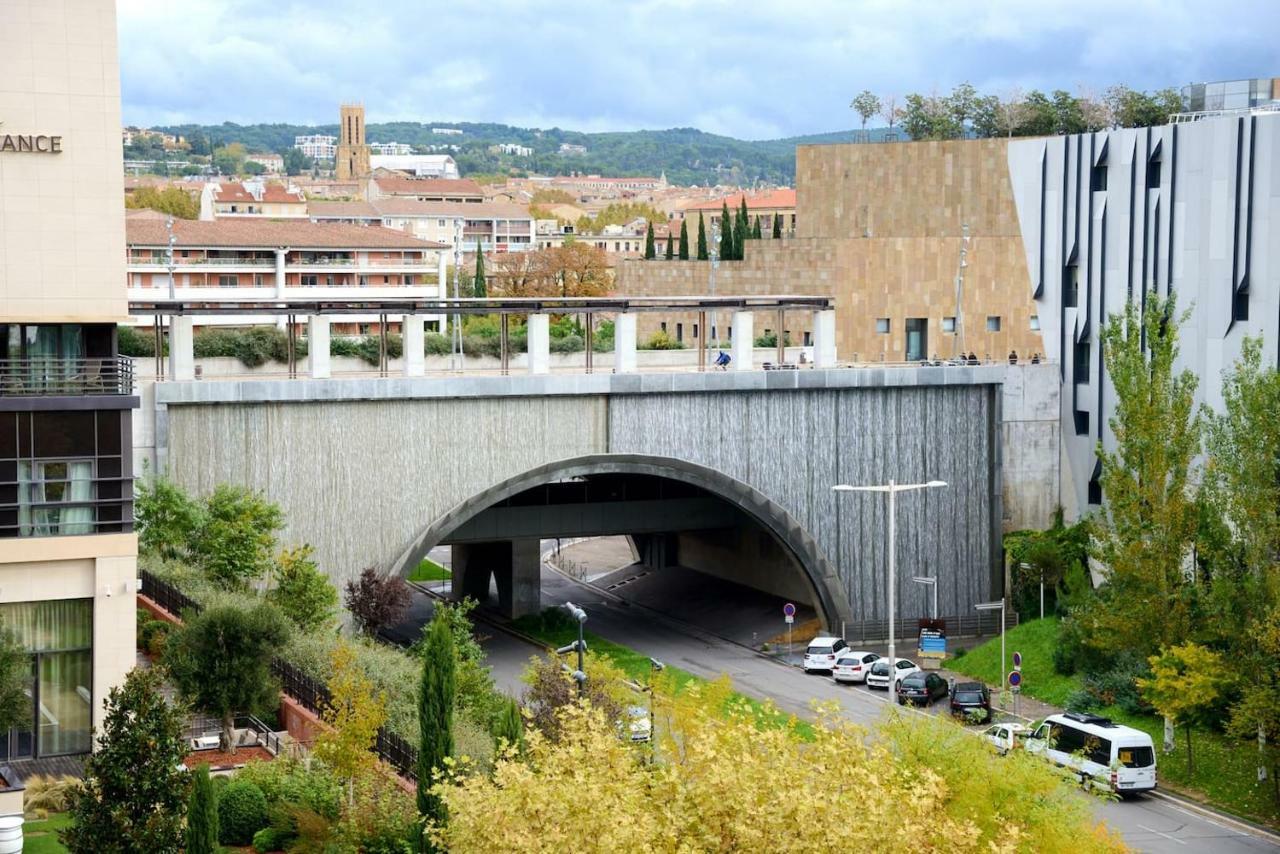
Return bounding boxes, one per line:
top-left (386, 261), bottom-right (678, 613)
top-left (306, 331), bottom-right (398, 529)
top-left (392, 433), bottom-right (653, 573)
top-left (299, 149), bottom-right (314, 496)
top-left (165, 217), bottom-right (177, 379)
top-left (708, 221), bottom-right (720, 353)
top-left (976, 600), bottom-right (1006, 698)
top-left (561, 602), bottom-right (588, 696)
top-left (911, 576), bottom-right (938, 620)
top-left (833, 479), bottom-right (948, 696)
top-left (646, 657), bottom-right (664, 763)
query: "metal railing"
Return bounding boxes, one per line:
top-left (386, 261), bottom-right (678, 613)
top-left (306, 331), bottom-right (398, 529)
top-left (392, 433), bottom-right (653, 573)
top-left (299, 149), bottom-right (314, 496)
top-left (185, 713), bottom-right (284, 756)
top-left (0, 357), bottom-right (134, 396)
top-left (128, 256), bottom-right (274, 266)
top-left (141, 570), bottom-right (420, 782)
top-left (841, 610), bottom-right (1019, 645)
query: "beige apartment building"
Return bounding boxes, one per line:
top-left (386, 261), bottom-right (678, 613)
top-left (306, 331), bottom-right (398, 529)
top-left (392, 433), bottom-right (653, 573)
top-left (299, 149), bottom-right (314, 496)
top-left (615, 139), bottom-right (1042, 362)
top-left (0, 0), bottom-right (139, 767)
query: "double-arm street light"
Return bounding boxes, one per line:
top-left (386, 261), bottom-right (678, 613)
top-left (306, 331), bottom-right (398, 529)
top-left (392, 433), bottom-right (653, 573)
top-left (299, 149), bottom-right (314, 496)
top-left (558, 602), bottom-right (588, 696)
top-left (975, 599), bottom-right (1007, 695)
top-left (832, 479), bottom-right (947, 693)
top-left (911, 575), bottom-right (938, 620)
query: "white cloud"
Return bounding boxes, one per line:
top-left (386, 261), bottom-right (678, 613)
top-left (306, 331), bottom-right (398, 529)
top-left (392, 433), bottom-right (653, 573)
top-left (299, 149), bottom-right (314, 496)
top-left (116, 0), bottom-right (1280, 137)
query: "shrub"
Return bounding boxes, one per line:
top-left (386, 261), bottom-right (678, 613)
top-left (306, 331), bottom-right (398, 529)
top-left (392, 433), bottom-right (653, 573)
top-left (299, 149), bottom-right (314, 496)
top-left (462, 334), bottom-right (501, 358)
top-left (950, 646), bottom-right (966, 660)
top-left (189, 484), bottom-right (284, 589)
top-left (513, 606), bottom-right (579, 636)
top-left (639, 330), bottom-right (683, 350)
top-left (186, 764), bottom-right (219, 854)
top-left (344, 567), bottom-right (411, 638)
top-left (21, 774), bottom-right (79, 814)
top-left (1064, 688), bottom-right (1102, 714)
top-left (754, 331), bottom-right (793, 348)
top-left (425, 331), bottom-right (451, 355)
top-left (252, 826), bottom-right (290, 853)
top-left (218, 780), bottom-right (270, 846)
top-left (117, 324), bottom-right (158, 357)
top-left (234, 756), bottom-right (343, 821)
top-left (1083, 651), bottom-right (1152, 715)
top-left (268, 545), bottom-right (338, 632)
top-left (549, 333), bottom-right (584, 354)
top-left (135, 474), bottom-right (204, 561)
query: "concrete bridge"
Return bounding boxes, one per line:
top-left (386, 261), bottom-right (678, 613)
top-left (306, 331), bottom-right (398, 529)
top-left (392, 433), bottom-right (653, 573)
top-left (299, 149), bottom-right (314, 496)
top-left (142, 362), bottom-right (1060, 628)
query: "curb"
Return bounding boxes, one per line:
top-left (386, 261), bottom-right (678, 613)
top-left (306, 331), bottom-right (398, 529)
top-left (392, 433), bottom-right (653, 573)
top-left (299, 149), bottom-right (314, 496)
top-left (1145, 788), bottom-right (1280, 843)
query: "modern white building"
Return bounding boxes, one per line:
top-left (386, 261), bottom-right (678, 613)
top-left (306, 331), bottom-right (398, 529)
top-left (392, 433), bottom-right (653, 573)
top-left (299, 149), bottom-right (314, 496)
top-left (1008, 112), bottom-right (1280, 517)
top-left (369, 142), bottom-right (412, 156)
top-left (369, 154), bottom-right (459, 179)
top-left (295, 134), bottom-right (337, 159)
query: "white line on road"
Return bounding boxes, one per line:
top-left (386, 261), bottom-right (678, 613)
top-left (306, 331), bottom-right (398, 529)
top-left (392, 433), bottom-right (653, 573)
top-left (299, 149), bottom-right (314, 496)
top-left (1138, 824), bottom-right (1188, 846)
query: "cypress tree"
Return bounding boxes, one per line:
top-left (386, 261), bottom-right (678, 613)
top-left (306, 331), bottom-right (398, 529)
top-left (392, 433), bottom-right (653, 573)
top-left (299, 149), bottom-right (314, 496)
top-left (678, 219), bottom-right (690, 260)
top-left (186, 764), bottom-right (219, 854)
top-left (418, 614), bottom-right (456, 848)
top-left (472, 241), bottom-right (486, 298)
top-left (643, 222), bottom-right (656, 259)
top-left (733, 213), bottom-right (745, 261)
top-left (739, 196), bottom-right (750, 235)
top-left (664, 232), bottom-right (674, 260)
top-left (493, 696), bottom-right (524, 754)
top-left (719, 202), bottom-right (733, 261)
top-left (753, 215), bottom-right (762, 240)
top-left (696, 213), bottom-right (708, 260)
top-left (772, 213), bottom-right (782, 239)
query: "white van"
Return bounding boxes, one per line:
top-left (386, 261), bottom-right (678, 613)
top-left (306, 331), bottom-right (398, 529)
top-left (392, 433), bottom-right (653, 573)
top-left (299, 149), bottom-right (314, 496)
top-left (1026, 712), bottom-right (1156, 794)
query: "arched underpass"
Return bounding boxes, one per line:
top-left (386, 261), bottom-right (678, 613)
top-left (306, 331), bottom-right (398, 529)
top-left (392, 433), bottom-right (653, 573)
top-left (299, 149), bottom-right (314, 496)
top-left (390, 455), bottom-right (853, 630)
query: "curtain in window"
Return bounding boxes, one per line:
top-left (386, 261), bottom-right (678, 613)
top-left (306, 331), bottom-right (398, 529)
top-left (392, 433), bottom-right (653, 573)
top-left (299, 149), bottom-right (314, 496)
top-left (16, 462), bottom-right (33, 536)
top-left (38, 649), bottom-right (91, 755)
top-left (15, 460), bottom-right (94, 536)
top-left (61, 461), bottom-right (93, 535)
top-left (0, 600), bottom-right (93, 652)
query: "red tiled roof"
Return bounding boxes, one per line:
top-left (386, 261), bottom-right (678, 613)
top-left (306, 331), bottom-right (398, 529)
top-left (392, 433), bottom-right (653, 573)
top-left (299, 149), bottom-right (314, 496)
top-left (373, 176), bottom-right (484, 197)
top-left (683, 188), bottom-right (796, 212)
top-left (126, 218), bottom-right (447, 250)
top-left (309, 199), bottom-right (532, 220)
top-left (212, 182), bottom-right (305, 205)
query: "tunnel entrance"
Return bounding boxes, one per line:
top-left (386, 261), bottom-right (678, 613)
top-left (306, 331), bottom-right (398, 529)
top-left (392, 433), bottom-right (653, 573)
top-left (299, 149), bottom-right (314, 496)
top-left (391, 454), bottom-right (853, 630)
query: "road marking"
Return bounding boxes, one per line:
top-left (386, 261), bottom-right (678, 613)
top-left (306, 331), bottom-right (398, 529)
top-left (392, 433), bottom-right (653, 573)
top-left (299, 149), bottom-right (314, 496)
top-left (1137, 824), bottom-right (1188, 846)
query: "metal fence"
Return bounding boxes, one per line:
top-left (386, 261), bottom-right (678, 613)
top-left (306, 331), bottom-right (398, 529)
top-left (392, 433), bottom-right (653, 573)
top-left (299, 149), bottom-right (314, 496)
top-left (840, 610), bottom-right (1020, 646)
top-left (140, 570), bottom-right (419, 782)
top-left (0, 356), bottom-right (134, 396)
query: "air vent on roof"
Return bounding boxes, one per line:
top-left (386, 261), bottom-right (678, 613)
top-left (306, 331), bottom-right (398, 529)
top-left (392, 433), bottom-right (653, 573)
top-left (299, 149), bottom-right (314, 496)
top-left (1063, 712), bottom-right (1115, 727)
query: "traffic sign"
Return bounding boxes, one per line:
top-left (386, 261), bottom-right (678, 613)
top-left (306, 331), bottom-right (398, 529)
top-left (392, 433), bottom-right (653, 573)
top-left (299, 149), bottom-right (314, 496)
top-left (1012, 651), bottom-right (1022, 670)
top-left (1008, 670), bottom-right (1022, 688)
top-left (784, 615), bottom-right (794, 624)
top-left (783, 603), bottom-right (796, 618)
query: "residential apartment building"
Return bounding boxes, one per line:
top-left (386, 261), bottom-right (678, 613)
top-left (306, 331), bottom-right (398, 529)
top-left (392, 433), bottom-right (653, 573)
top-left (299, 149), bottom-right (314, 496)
top-left (199, 181), bottom-right (307, 219)
top-left (310, 199), bottom-right (535, 255)
top-left (295, 134), bottom-right (337, 159)
top-left (680, 188), bottom-right (797, 238)
top-left (367, 174), bottom-right (484, 203)
top-left (369, 154), bottom-right (459, 179)
top-left (125, 218), bottom-right (448, 332)
top-left (369, 142), bottom-right (412, 156)
top-left (245, 152), bottom-right (284, 173)
top-left (1, 0), bottom-right (139, 765)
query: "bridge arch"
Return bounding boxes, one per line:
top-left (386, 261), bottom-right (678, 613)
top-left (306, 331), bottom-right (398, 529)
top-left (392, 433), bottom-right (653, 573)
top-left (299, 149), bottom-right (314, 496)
top-left (390, 453), bottom-right (854, 630)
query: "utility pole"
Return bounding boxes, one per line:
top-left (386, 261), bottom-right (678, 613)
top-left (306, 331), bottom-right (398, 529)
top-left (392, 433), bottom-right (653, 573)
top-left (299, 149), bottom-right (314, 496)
top-left (451, 218), bottom-right (463, 371)
top-left (953, 223), bottom-right (970, 359)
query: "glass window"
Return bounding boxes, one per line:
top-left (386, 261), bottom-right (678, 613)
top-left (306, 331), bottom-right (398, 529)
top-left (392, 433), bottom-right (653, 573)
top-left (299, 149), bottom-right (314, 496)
top-left (905, 318), bottom-right (927, 361)
top-left (941, 317), bottom-right (956, 333)
top-left (875, 318), bottom-right (890, 334)
top-left (1118, 746), bottom-right (1154, 768)
top-left (986, 316), bottom-right (1002, 332)
top-left (1074, 341), bottom-right (1092, 378)
top-left (1030, 315), bottom-right (1041, 331)
top-left (0, 600), bottom-right (92, 757)
top-left (218, 275), bottom-right (237, 287)
top-left (18, 459), bottom-right (94, 536)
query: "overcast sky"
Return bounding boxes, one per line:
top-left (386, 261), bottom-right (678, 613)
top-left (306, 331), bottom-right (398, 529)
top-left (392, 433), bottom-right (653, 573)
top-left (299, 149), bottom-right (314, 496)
top-left (118, 0), bottom-right (1279, 140)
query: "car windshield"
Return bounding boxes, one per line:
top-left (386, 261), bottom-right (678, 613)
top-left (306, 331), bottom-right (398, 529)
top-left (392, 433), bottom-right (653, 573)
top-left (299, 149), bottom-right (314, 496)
top-left (870, 661), bottom-right (888, 675)
top-left (896, 660), bottom-right (914, 669)
top-left (1117, 745), bottom-right (1154, 768)
top-left (954, 692), bottom-right (984, 703)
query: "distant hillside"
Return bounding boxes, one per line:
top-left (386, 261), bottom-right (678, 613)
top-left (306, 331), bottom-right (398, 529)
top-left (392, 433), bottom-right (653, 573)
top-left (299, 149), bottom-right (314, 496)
top-left (153, 121), bottom-right (878, 185)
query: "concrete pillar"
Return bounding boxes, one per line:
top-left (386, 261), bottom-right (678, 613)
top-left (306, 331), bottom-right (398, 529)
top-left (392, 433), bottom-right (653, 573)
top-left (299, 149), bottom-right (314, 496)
top-left (813, 309), bottom-right (837, 367)
top-left (169, 316), bottom-right (194, 381)
top-left (615, 313), bottom-right (637, 373)
top-left (436, 251), bottom-right (447, 294)
top-left (274, 248), bottom-right (287, 297)
top-left (496, 539), bottom-right (541, 619)
top-left (451, 543), bottom-right (493, 603)
top-left (527, 312), bottom-right (550, 375)
top-left (732, 310), bottom-right (754, 371)
top-left (308, 315), bottom-right (331, 379)
top-left (403, 315), bottom-right (425, 376)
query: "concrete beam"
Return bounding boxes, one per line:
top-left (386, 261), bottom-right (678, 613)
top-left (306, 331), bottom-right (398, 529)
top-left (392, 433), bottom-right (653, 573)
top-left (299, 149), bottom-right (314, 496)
top-left (443, 496), bottom-right (738, 543)
top-left (527, 313), bottom-right (550, 375)
top-left (308, 316), bottom-right (331, 379)
top-left (813, 309), bottom-right (836, 367)
top-left (452, 539), bottom-right (540, 619)
top-left (615, 313), bottom-right (637, 373)
top-left (170, 316), bottom-right (194, 381)
top-left (732, 311), bottom-right (753, 371)
top-left (403, 315), bottom-right (425, 377)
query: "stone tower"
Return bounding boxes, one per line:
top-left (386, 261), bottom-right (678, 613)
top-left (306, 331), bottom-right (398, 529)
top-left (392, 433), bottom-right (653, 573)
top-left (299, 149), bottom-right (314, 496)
top-left (335, 103), bottom-right (371, 180)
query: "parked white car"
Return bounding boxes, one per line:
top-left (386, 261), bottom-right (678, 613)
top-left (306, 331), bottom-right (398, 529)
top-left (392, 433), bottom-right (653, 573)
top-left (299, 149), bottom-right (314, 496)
top-left (1026, 712), bottom-right (1157, 794)
top-left (865, 657), bottom-right (920, 690)
top-left (832, 651), bottom-right (880, 684)
top-left (982, 722), bottom-right (1031, 755)
top-left (802, 636), bottom-right (849, 673)
top-left (623, 706), bottom-right (651, 743)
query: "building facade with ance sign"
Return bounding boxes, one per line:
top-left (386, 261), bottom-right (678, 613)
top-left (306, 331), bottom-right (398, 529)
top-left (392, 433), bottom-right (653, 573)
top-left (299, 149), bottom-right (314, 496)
top-left (0, 0), bottom-right (138, 764)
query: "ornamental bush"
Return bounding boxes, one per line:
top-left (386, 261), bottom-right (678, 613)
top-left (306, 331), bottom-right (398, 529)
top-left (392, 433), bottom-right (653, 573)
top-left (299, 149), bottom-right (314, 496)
top-left (218, 779), bottom-right (270, 846)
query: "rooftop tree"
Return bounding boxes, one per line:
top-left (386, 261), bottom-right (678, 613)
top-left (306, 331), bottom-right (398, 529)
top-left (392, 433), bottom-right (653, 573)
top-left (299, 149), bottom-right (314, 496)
top-left (678, 219), bottom-right (689, 260)
top-left (696, 212), bottom-right (708, 260)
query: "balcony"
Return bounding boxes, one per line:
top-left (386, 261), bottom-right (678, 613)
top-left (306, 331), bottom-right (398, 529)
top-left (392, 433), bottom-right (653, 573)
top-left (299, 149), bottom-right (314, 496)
top-left (128, 255), bottom-right (275, 267)
top-left (0, 357), bottom-right (134, 397)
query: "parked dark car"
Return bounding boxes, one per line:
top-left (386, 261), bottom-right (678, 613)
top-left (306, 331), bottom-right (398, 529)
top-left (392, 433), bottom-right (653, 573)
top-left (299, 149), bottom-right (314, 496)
top-left (896, 671), bottom-right (948, 706)
top-left (949, 681), bottom-right (992, 723)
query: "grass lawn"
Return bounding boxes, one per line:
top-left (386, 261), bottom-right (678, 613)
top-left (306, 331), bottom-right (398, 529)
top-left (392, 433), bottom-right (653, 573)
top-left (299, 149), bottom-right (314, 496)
top-left (513, 616), bottom-right (814, 739)
top-left (952, 618), bottom-right (1280, 829)
top-left (408, 557), bottom-right (451, 583)
top-left (24, 811), bottom-right (71, 853)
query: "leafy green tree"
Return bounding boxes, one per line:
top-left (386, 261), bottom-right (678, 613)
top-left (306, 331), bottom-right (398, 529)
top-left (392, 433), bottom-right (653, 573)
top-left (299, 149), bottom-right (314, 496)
top-left (643, 222), bottom-right (656, 259)
top-left (1018, 90), bottom-right (1058, 136)
top-left (719, 203), bottom-right (733, 261)
top-left (63, 667), bottom-right (189, 854)
top-left (165, 604), bottom-right (291, 754)
top-left (314, 641), bottom-right (387, 808)
top-left (1139, 643), bottom-right (1232, 772)
top-left (772, 214), bottom-right (782, 239)
top-left (190, 484), bottom-right (285, 589)
top-left (738, 196), bottom-right (750, 245)
top-left (0, 627), bottom-right (28, 736)
top-left (185, 764), bottom-right (219, 854)
top-left (678, 219), bottom-right (689, 260)
top-left (664, 232), bottom-right (674, 260)
top-left (696, 213), bottom-right (708, 261)
top-left (124, 186), bottom-right (200, 220)
top-left (752, 216), bottom-right (762, 240)
top-left (269, 544), bottom-right (339, 631)
top-left (472, 242), bottom-right (487, 298)
top-left (344, 567), bottom-right (411, 637)
top-left (135, 475), bottom-right (204, 560)
top-left (493, 696), bottom-right (524, 755)
top-left (418, 613), bottom-right (456, 849)
top-left (850, 90), bottom-right (881, 131)
top-left (1227, 604), bottom-right (1280, 800)
top-left (282, 147), bottom-right (314, 176)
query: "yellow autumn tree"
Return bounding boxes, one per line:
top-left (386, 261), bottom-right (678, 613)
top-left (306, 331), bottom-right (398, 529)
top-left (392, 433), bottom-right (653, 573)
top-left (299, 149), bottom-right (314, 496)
top-left (312, 640), bottom-right (388, 807)
top-left (431, 675), bottom-right (1126, 854)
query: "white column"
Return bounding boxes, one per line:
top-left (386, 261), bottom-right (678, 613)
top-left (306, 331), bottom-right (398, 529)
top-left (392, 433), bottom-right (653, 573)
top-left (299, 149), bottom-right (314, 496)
top-left (527, 313), bottom-right (550, 375)
top-left (813, 309), bottom-right (837, 368)
top-left (615, 313), bottom-right (637, 373)
top-left (436, 251), bottom-right (447, 295)
top-left (170, 316), bottom-right (194, 381)
top-left (274, 248), bottom-right (287, 297)
top-left (403, 315), bottom-right (425, 377)
top-left (308, 315), bottom-right (331, 379)
top-left (732, 310), bottom-right (754, 371)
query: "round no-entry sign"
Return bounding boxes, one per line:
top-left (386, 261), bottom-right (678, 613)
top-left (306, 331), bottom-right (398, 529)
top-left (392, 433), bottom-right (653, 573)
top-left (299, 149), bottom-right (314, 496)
top-left (1008, 670), bottom-right (1022, 688)
top-left (783, 603), bottom-right (796, 618)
